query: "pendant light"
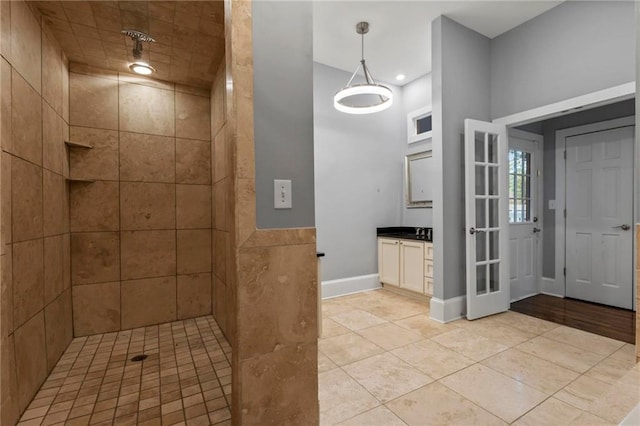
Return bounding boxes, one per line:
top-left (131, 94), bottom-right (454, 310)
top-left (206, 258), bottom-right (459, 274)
top-left (334, 21), bottom-right (393, 114)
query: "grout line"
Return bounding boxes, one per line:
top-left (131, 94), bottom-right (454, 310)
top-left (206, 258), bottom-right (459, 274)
top-left (174, 86), bottom-right (179, 322)
top-left (117, 71), bottom-right (122, 334)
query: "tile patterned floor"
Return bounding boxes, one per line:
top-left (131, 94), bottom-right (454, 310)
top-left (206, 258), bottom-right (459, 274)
top-left (18, 316), bottom-right (231, 426)
top-left (319, 289), bottom-right (640, 425)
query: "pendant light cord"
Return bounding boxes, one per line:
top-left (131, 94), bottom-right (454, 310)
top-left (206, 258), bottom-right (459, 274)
top-left (361, 31), bottom-right (372, 84)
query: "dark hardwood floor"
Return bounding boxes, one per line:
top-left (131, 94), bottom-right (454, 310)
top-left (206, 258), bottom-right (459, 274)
top-left (510, 294), bottom-right (636, 344)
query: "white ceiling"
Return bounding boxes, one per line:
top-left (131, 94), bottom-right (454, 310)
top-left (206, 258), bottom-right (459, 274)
top-left (313, 0), bottom-right (564, 86)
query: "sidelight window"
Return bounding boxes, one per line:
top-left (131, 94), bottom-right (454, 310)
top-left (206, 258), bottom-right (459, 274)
top-left (508, 149), bottom-right (531, 223)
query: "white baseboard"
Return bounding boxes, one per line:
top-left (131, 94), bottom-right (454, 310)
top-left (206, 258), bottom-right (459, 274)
top-left (321, 274), bottom-right (381, 299)
top-left (541, 277), bottom-right (564, 297)
top-left (430, 295), bottom-right (466, 323)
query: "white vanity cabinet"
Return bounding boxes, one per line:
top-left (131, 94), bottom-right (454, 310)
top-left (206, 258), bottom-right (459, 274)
top-left (378, 238), bottom-right (433, 296)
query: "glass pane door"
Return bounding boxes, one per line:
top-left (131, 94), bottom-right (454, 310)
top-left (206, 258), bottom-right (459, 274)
top-left (464, 119), bottom-right (510, 320)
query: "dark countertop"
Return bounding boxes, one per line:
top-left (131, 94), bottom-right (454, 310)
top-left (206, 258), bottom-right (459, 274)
top-left (377, 226), bottom-right (433, 242)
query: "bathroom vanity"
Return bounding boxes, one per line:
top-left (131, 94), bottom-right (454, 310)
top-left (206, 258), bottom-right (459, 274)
top-left (377, 227), bottom-right (433, 297)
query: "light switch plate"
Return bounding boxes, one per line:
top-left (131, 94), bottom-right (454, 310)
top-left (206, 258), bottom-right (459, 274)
top-left (549, 200), bottom-right (556, 210)
top-left (274, 179), bottom-right (292, 209)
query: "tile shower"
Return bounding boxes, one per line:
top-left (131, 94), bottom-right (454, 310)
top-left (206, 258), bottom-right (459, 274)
top-left (0, 1), bottom-right (233, 424)
top-left (67, 64), bottom-right (213, 335)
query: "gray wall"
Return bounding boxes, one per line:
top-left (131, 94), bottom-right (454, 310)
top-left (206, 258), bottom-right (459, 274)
top-left (432, 16), bottom-right (491, 300)
top-left (491, 1), bottom-right (635, 120)
top-left (253, 1), bottom-right (315, 228)
top-left (314, 62), bottom-right (404, 281)
top-left (402, 74), bottom-right (434, 227)
top-left (517, 100), bottom-right (635, 277)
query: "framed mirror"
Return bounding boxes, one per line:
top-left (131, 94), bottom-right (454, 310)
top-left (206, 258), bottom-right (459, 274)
top-left (405, 150), bottom-right (433, 208)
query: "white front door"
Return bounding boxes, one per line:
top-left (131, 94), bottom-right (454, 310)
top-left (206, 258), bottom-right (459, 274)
top-left (565, 126), bottom-right (634, 309)
top-left (464, 119), bottom-right (510, 320)
top-left (508, 133), bottom-right (541, 301)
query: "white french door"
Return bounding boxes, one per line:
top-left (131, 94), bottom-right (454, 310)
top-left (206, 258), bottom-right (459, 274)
top-left (464, 119), bottom-right (510, 320)
top-left (565, 126), bottom-right (634, 309)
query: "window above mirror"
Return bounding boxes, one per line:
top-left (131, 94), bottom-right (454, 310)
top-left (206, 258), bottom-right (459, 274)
top-left (407, 106), bottom-right (432, 144)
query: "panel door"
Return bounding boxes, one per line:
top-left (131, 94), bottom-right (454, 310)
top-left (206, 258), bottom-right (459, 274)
top-left (565, 126), bottom-right (634, 309)
top-left (508, 135), bottom-right (540, 301)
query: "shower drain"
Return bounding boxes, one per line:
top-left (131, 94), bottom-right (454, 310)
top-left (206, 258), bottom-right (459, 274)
top-left (130, 354), bottom-right (148, 362)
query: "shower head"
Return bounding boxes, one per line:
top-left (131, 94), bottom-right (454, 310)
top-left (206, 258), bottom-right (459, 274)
top-left (121, 29), bottom-right (156, 75)
top-left (121, 29), bottom-right (155, 59)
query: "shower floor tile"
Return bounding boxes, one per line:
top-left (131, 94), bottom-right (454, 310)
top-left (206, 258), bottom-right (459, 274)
top-left (17, 316), bottom-right (232, 425)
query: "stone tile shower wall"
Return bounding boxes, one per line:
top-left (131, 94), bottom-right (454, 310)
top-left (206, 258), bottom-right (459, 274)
top-left (67, 64), bottom-right (213, 336)
top-left (216, 0), bottom-right (319, 422)
top-left (0, 1), bottom-right (72, 424)
top-left (210, 57), bottom-right (235, 344)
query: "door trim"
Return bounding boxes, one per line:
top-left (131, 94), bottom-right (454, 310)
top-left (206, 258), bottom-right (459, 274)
top-left (508, 128), bottom-right (544, 301)
top-left (554, 116), bottom-right (636, 304)
top-left (493, 82), bottom-right (635, 127)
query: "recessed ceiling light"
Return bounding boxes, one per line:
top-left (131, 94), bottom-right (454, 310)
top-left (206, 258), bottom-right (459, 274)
top-left (129, 61), bottom-right (155, 75)
top-left (395, 74), bottom-right (406, 81)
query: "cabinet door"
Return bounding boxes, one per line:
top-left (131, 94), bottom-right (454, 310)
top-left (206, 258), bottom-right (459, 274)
top-left (400, 241), bottom-right (424, 293)
top-left (378, 239), bottom-right (400, 286)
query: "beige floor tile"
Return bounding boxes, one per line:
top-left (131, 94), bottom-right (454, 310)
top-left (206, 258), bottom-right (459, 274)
top-left (440, 364), bottom-right (548, 423)
top-left (343, 353), bottom-right (433, 403)
top-left (391, 339), bottom-right (474, 379)
top-left (481, 348), bottom-right (579, 394)
top-left (321, 318), bottom-right (351, 339)
top-left (318, 351), bottom-right (338, 373)
top-left (318, 368), bottom-right (380, 425)
top-left (354, 294), bottom-right (428, 321)
top-left (322, 299), bottom-right (356, 317)
top-left (569, 411), bottom-right (614, 425)
top-left (356, 323), bottom-right (422, 351)
top-left (431, 328), bottom-right (509, 362)
top-left (512, 397), bottom-right (587, 426)
top-left (393, 314), bottom-right (456, 339)
top-left (554, 375), bottom-right (612, 411)
top-left (493, 311), bottom-right (559, 335)
top-left (453, 319), bottom-right (536, 347)
top-left (543, 326), bottom-right (624, 356)
top-left (585, 355), bottom-right (637, 384)
top-left (337, 292), bottom-right (373, 304)
top-left (386, 382), bottom-right (506, 426)
top-left (516, 336), bottom-right (606, 373)
top-left (319, 333), bottom-right (385, 366)
top-left (336, 405), bottom-right (407, 426)
top-left (609, 343), bottom-right (636, 363)
top-left (330, 309), bottom-right (388, 331)
top-left (618, 363), bottom-right (640, 385)
top-left (588, 368), bottom-right (640, 424)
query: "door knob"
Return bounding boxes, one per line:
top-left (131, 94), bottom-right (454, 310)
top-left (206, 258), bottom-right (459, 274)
top-left (532, 227), bottom-right (541, 233)
top-left (612, 224), bottom-right (630, 231)
top-left (469, 227), bottom-right (485, 235)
